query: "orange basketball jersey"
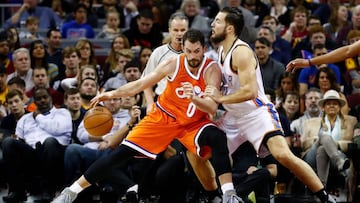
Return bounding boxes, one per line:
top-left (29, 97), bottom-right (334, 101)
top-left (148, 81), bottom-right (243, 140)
top-left (156, 54), bottom-right (216, 125)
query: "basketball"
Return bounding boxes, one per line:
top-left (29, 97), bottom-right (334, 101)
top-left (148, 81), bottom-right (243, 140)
top-left (84, 106), bottom-right (114, 136)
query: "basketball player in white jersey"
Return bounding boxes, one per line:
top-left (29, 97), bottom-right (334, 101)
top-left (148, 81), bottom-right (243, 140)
top-left (204, 7), bottom-right (336, 203)
top-left (142, 12), bottom-right (188, 113)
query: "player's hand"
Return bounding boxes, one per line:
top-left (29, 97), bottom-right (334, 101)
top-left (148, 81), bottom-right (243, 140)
top-left (181, 82), bottom-right (195, 100)
top-left (286, 58), bottom-right (310, 73)
top-left (90, 91), bottom-right (114, 108)
top-left (204, 85), bottom-right (221, 103)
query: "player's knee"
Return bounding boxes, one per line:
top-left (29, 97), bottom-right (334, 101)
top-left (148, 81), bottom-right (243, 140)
top-left (272, 150), bottom-right (294, 165)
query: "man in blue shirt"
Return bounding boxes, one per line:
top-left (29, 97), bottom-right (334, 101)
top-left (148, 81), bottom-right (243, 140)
top-left (3, 0), bottom-right (61, 29)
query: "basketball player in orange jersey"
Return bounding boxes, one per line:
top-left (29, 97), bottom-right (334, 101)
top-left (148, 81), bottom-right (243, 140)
top-left (200, 7), bottom-right (335, 203)
top-left (52, 29), bottom-right (244, 203)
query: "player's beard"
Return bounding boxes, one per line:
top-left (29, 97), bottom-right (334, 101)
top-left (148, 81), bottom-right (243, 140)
top-left (188, 59), bottom-right (202, 68)
top-left (211, 28), bottom-right (226, 44)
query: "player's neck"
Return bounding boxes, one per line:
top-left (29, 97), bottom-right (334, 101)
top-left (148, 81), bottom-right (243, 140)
top-left (221, 35), bottom-right (238, 59)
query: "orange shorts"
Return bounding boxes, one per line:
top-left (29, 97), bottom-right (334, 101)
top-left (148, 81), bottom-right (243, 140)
top-left (122, 106), bottom-right (214, 159)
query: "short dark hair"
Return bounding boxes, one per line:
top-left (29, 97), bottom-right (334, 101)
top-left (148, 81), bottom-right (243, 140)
top-left (124, 59), bottom-right (140, 72)
top-left (73, 3), bottom-right (88, 13)
top-left (64, 88), bottom-right (80, 100)
top-left (6, 89), bottom-right (23, 102)
top-left (221, 7), bottom-right (244, 38)
top-left (183, 29), bottom-right (205, 47)
top-left (138, 9), bottom-right (153, 20)
top-left (79, 77), bottom-right (98, 87)
top-left (255, 37), bottom-right (271, 47)
top-left (46, 28), bottom-right (61, 38)
top-left (33, 86), bottom-right (51, 98)
top-left (7, 77), bottom-right (26, 89)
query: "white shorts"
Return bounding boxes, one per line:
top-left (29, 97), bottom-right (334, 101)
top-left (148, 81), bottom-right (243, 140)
top-left (216, 106), bottom-right (283, 158)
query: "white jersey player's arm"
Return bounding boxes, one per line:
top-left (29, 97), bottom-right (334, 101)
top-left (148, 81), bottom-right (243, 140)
top-left (218, 45), bottom-right (258, 104)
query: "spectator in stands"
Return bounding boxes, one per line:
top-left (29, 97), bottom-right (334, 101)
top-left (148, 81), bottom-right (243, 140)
top-left (103, 59), bottom-right (140, 91)
top-left (0, 31), bottom-right (14, 75)
top-left (96, 9), bottom-right (122, 40)
top-left (277, 91), bottom-right (302, 123)
top-left (269, 0), bottom-right (291, 28)
top-left (119, 0), bottom-right (139, 29)
top-left (281, 5), bottom-right (308, 47)
top-left (257, 25), bottom-right (291, 65)
top-left (336, 5), bottom-right (360, 46)
top-left (0, 89), bottom-right (27, 137)
top-left (2, 87), bottom-right (72, 202)
top-left (138, 47), bottom-right (152, 73)
top-left (0, 65), bottom-right (8, 106)
top-left (103, 49), bottom-right (134, 89)
top-left (224, 0), bottom-right (256, 28)
top-left (180, 0), bottom-right (211, 39)
top-left (96, 0), bottom-right (122, 21)
top-left (302, 90), bottom-right (357, 202)
top-left (275, 72), bottom-right (300, 108)
top-left (349, 53), bottom-right (360, 94)
top-left (254, 37), bottom-right (285, 92)
top-left (61, 65), bottom-right (98, 92)
top-left (78, 77), bottom-right (98, 110)
top-left (18, 16), bottom-right (43, 40)
top-left (64, 0), bottom-right (98, 28)
top-left (314, 67), bottom-right (350, 115)
top-left (63, 88), bottom-right (86, 144)
top-left (291, 87), bottom-right (323, 137)
top-left (2, 0), bottom-right (62, 29)
top-left (6, 48), bottom-right (34, 92)
top-left (29, 40), bottom-right (59, 82)
top-left (5, 27), bottom-right (20, 55)
top-left (75, 39), bottom-right (102, 83)
top-left (103, 35), bottom-right (131, 83)
top-left (298, 44), bottom-right (341, 102)
top-left (45, 29), bottom-right (64, 75)
top-left (292, 25), bottom-right (337, 60)
top-left (123, 8), bottom-right (163, 50)
top-left (312, 0), bottom-right (341, 25)
top-left (26, 66), bottom-right (64, 107)
top-left (61, 4), bottom-right (95, 39)
top-left (52, 46), bottom-right (81, 92)
top-left (7, 77), bottom-right (34, 112)
top-left (323, 5), bottom-right (350, 42)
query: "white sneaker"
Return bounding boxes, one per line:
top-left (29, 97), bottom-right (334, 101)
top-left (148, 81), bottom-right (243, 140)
top-left (222, 189), bottom-right (244, 203)
top-left (51, 187), bottom-right (77, 203)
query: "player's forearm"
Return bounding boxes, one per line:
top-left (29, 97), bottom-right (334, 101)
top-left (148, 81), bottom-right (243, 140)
top-left (143, 87), bottom-right (155, 105)
top-left (191, 97), bottom-right (217, 115)
top-left (310, 45), bottom-right (352, 65)
top-left (219, 88), bottom-right (257, 104)
top-left (113, 80), bottom-right (145, 97)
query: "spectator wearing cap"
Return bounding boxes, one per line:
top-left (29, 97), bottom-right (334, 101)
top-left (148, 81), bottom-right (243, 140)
top-left (102, 59), bottom-right (140, 91)
top-left (61, 4), bottom-right (95, 39)
top-left (0, 31), bottom-right (14, 74)
top-left (302, 89), bottom-right (357, 201)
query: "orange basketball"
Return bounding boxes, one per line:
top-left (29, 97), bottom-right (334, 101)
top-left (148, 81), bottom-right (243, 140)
top-left (84, 106), bottom-right (114, 136)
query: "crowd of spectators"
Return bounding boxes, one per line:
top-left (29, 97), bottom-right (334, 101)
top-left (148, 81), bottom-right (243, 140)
top-left (0, 0), bottom-right (360, 202)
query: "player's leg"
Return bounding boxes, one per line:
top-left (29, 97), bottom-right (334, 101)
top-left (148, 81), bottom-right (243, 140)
top-left (266, 134), bottom-right (335, 203)
top-left (195, 125), bottom-right (244, 203)
top-left (51, 145), bottom-right (138, 203)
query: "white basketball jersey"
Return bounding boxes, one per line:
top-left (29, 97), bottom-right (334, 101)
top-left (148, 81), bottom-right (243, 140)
top-left (218, 39), bottom-right (272, 117)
